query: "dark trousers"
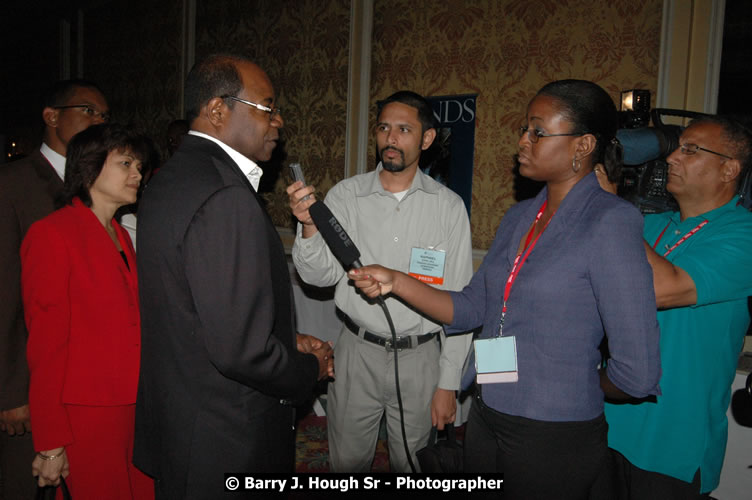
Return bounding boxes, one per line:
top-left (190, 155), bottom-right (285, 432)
top-left (0, 431), bottom-right (36, 500)
top-left (611, 449), bottom-right (710, 500)
top-left (464, 394), bottom-right (615, 500)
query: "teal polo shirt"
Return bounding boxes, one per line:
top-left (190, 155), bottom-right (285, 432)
top-left (605, 195), bottom-right (752, 493)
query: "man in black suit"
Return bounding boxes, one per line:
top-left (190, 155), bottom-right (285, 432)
top-left (134, 54), bottom-right (332, 499)
top-left (0, 80), bottom-right (108, 500)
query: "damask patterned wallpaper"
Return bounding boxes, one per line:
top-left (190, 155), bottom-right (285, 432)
top-left (78, 0), bottom-right (662, 249)
top-left (371, 0), bottom-right (663, 249)
top-left (195, 0), bottom-right (351, 228)
top-left (84, 0), bottom-right (184, 159)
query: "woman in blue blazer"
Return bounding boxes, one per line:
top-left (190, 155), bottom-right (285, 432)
top-left (349, 80), bottom-right (662, 499)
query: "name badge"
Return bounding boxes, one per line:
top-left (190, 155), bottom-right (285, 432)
top-left (408, 247), bottom-right (446, 285)
top-left (474, 336), bottom-right (518, 384)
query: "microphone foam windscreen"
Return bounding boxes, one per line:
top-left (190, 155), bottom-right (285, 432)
top-left (308, 201), bottom-right (362, 269)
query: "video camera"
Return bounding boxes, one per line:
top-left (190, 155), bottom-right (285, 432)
top-left (617, 107), bottom-right (752, 214)
top-left (616, 108), bottom-right (709, 214)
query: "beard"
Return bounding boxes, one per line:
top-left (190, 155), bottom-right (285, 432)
top-left (380, 146), bottom-right (406, 172)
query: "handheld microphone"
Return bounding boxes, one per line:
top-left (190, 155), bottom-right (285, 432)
top-left (308, 201), bottom-right (363, 269)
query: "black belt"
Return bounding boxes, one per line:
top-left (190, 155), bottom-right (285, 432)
top-left (341, 312), bottom-right (438, 352)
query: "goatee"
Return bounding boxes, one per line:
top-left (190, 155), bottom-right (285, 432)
top-left (381, 147), bottom-right (406, 172)
top-left (382, 160), bottom-right (407, 172)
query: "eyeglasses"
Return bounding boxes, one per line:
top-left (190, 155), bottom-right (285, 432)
top-left (221, 95), bottom-right (282, 122)
top-left (679, 143), bottom-right (733, 160)
top-left (52, 104), bottom-right (110, 122)
top-left (519, 125), bottom-right (581, 143)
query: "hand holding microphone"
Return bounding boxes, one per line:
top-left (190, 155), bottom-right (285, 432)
top-left (349, 266), bottom-right (396, 297)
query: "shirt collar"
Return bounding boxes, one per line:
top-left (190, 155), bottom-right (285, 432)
top-left (355, 162), bottom-right (440, 198)
top-left (670, 194), bottom-right (742, 225)
top-left (40, 143), bottom-right (66, 181)
top-left (188, 130), bottom-right (263, 191)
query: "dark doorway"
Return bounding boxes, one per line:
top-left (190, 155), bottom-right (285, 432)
top-left (717, 0), bottom-right (752, 118)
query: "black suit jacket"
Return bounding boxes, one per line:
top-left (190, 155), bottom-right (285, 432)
top-left (133, 135), bottom-right (318, 499)
top-left (0, 150), bottom-right (63, 411)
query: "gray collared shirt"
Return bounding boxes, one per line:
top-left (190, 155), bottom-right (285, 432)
top-left (293, 164), bottom-right (474, 389)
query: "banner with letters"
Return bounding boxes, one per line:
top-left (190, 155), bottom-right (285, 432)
top-left (424, 94), bottom-right (477, 216)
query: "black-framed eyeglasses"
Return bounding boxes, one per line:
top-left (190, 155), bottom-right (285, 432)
top-left (519, 125), bottom-right (581, 143)
top-left (221, 95), bottom-right (282, 122)
top-left (679, 143), bottom-right (733, 160)
top-left (53, 104), bottom-right (110, 122)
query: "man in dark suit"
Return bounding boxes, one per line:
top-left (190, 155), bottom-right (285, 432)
top-left (134, 54), bottom-right (332, 499)
top-left (0, 80), bottom-right (108, 500)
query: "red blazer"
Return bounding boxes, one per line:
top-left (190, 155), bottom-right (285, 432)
top-left (22, 198), bottom-right (140, 451)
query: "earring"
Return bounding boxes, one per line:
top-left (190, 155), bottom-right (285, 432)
top-left (572, 156), bottom-right (581, 173)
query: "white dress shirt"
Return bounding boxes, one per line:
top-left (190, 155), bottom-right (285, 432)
top-left (188, 131), bottom-right (263, 191)
top-left (40, 143), bottom-right (66, 181)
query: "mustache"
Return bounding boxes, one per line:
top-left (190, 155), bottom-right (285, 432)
top-left (380, 146), bottom-right (404, 157)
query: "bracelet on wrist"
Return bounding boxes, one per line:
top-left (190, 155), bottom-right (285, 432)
top-left (37, 450), bottom-right (63, 461)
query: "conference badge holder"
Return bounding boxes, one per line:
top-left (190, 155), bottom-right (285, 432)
top-left (408, 247), bottom-right (446, 285)
top-left (474, 335), bottom-right (518, 384)
top-left (471, 200), bottom-right (550, 385)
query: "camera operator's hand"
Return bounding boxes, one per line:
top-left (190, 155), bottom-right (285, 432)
top-left (594, 164), bottom-right (618, 194)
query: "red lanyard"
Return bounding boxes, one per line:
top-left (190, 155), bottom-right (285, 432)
top-left (652, 219), bottom-right (708, 257)
top-left (499, 201), bottom-right (552, 334)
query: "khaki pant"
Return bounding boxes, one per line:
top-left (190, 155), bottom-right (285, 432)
top-left (326, 325), bottom-right (439, 472)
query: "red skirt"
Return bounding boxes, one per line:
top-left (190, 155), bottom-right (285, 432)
top-left (61, 404), bottom-right (153, 500)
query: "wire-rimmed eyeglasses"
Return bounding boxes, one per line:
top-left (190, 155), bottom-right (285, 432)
top-left (679, 143), bottom-right (733, 160)
top-left (221, 95), bottom-right (282, 122)
top-left (519, 125), bottom-right (581, 143)
top-left (52, 104), bottom-right (110, 122)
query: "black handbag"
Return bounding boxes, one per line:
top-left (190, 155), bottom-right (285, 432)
top-left (416, 424), bottom-right (464, 473)
top-left (34, 477), bottom-right (72, 500)
top-left (731, 371), bottom-right (752, 428)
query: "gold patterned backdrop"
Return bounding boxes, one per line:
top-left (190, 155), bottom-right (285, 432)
top-left (77, 0), bottom-right (662, 249)
top-left (371, 0), bottom-right (662, 249)
top-left (195, 0), bottom-right (351, 228)
top-left (84, 0), bottom-right (184, 158)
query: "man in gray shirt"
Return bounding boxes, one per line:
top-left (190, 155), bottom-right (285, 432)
top-left (288, 91), bottom-right (473, 472)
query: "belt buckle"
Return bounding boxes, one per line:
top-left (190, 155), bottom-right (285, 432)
top-left (385, 336), bottom-right (403, 352)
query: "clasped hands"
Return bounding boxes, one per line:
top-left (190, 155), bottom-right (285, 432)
top-left (296, 334), bottom-right (335, 380)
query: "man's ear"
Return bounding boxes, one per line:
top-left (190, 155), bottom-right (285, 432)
top-left (205, 97), bottom-right (227, 127)
top-left (721, 158), bottom-right (742, 185)
top-left (42, 107), bottom-right (59, 128)
top-left (421, 128), bottom-right (437, 151)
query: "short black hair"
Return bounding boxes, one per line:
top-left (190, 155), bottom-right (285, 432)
top-left (536, 79), bottom-right (622, 183)
top-left (59, 123), bottom-right (148, 208)
top-left (184, 54), bottom-right (249, 123)
top-left (44, 79), bottom-right (104, 108)
top-left (377, 90), bottom-right (437, 133)
top-left (689, 115), bottom-right (752, 188)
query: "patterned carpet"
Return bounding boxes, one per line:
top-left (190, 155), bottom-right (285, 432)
top-left (294, 407), bottom-right (465, 472)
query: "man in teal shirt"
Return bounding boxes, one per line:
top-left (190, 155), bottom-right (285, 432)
top-left (606, 116), bottom-right (752, 498)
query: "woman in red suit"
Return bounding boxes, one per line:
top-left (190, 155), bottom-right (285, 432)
top-left (22, 123), bottom-right (154, 499)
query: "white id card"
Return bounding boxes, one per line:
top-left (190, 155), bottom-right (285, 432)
top-left (474, 336), bottom-right (518, 384)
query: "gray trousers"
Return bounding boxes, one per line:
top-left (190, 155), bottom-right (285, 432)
top-left (327, 325), bottom-right (439, 472)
